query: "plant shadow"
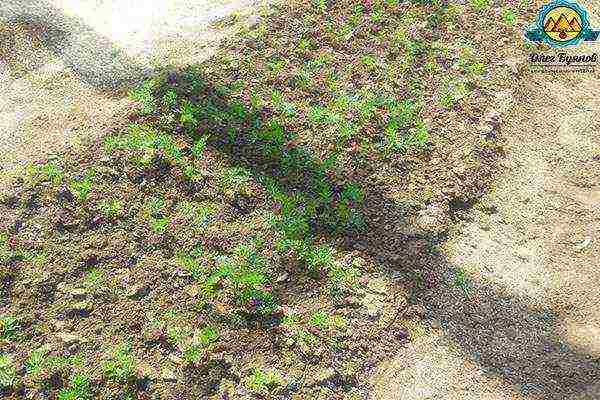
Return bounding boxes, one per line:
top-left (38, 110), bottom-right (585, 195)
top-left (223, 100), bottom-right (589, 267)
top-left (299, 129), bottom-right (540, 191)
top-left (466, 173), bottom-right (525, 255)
top-left (151, 65), bottom-right (600, 400)
top-left (2, 2), bottom-right (600, 399)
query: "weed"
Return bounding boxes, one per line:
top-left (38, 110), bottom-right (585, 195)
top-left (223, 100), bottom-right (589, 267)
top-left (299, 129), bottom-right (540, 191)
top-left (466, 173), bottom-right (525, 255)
top-left (128, 80), bottom-right (157, 115)
top-left (191, 135), bottom-right (210, 157)
top-left (103, 344), bottom-right (136, 383)
top-left (440, 78), bottom-right (469, 109)
top-left (309, 311), bottom-right (330, 329)
top-left (502, 8), bottom-right (518, 25)
top-left (470, 0), bottom-right (490, 11)
top-left (150, 216), bottom-right (170, 234)
top-left (175, 251), bottom-right (204, 280)
top-left (312, 0), bottom-right (327, 12)
top-left (25, 346), bottom-right (49, 375)
top-left (360, 55), bottom-right (378, 70)
top-left (0, 355), bottom-right (17, 388)
top-left (0, 316), bottom-right (19, 342)
top-left (250, 91), bottom-right (263, 110)
top-left (468, 62), bottom-right (487, 75)
top-left (246, 368), bottom-right (284, 395)
top-left (454, 267), bottom-right (471, 294)
top-left (162, 89), bottom-right (178, 109)
top-left (297, 38), bottom-right (313, 51)
top-left (69, 174), bottom-right (94, 202)
top-left (220, 167), bottom-right (253, 197)
top-left (40, 162), bottom-right (64, 184)
top-left (83, 269), bottom-right (104, 289)
top-left (58, 374), bottom-right (92, 400)
top-left (327, 261), bottom-right (359, 297)
top-left (166, 325), bottom-right (187, 346)
top-left (147, 196), bottom-right (166, 217)
top-left (183, 343), bottom-right (204, 365)
top-left (267, 58), bottom-right (287, 77)
top-left (99, 198), bottom-right (123, 219)
top-left (197, 326), bottom-right (219, 346)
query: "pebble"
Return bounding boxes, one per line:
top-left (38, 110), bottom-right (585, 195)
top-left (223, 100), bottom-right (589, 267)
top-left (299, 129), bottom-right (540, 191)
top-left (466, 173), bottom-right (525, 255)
top-left (574, 237), bottom-right (592, 251)
top-left (57, 332), bottom-right (84, 344)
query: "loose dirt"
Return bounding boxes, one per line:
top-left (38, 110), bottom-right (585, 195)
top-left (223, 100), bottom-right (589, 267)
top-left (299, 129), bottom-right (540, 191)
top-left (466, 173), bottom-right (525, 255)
top-left (371, 5), bottom-right (600, 398)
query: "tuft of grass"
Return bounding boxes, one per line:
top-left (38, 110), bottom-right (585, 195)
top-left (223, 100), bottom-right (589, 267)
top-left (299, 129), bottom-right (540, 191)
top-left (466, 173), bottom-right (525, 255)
top-left (311, 0), bottom-right (327, 12)
top-left (128, 80), bottom-right (157, 115)
top-left (102, 344), bottom-right (136, 383)
top-left (69, 174), bottom-right (94, 202)
top-left (309, 311), bottom-right (330, 329)
top-left (502, 8), bottom-right (518, 26)
top-left (99, 198), bottom-right (123, 219)
top-left (470, 0), bottom-right (490, 11)
top-left (0, 355), bottom-right (17, 388)
top-left (246, 368), bottom-right (284, 395)
top-left (454, 267), bottom-right (471, 294)
top-left (150, 216), bottom-right (170, 234)
top-left (57, 374), bottom-right (92, 400)
top-left (440, 78), bottom-right (469, 109)
top-left (191, 135), bottom-right (210, 157)
top-left (25, 346), bottom-right (50, 375)
top-left (83, 269), bottom-right (104, 289)
top-left (0, 316), bottom-right (19, 342)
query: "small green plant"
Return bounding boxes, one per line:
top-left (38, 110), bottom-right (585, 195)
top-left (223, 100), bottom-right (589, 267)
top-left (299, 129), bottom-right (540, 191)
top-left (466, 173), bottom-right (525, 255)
top-left (440, 78), bottom-right (469, 109)
top-left (0, 316), bottom-right (19, 341)
top-left (267, 58), bottom-right (287, 76)
top-left (0, 355), bottom-right (17, 388)
top-left (297, 38), bottom-right (313, 51)
top-left (309, 311), bottom-right (330, 329)
top-left (191, 135), bottom-right (209, 157)
top-left (40, 162), bottom-right (64, 184)
top-left (468, 62), bottom-right (487, 75)
top-left (83, 269), bottom-right (104, 289)
top-left (197, 326), bottom-right (219, 346)
top-left (102, 344), bottom-right (136, 383)
top-left (147, 196), bottom-right (166, 217)
top-left (69, 174), bottom-right (94, 202)
top-left (176, 251), bottom-right (203, 280)
top-left (166, 325), bottom-right (186, 346)
top-left (312, 0), bottom-right (327, 12)
top-left (162, 89), bottom-right (178, 109)
top-left (25, 346), bottom-right (49, 375)
top-left (99, 198), bottom-right (122, 219)
top-left (454, 267), bottom-right (471, 294)
top-left (183, 343), bottom-right (204, 365)
top-left (246, 368), bottom-right (284, 395)
top-left (502, 8), bottom-right (518, 25)
top-left (150, 216), bottom-right (170, 234)
top-left (128, 80), bottom-right (157, 115)
top-left (58, 374), bottom-right (92, 400)
top-left (360, 55), bottom-right (378, 69)
top-left (470, 0), bottom-right (490, 11)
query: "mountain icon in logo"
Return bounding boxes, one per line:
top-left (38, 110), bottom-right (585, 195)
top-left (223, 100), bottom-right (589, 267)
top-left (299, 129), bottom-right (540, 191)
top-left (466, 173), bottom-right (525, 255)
top-left (525, 0), bottom-right (600, 47)
top-left (546, 13), bottom-right (582, 39)
top-left (570, 17), bottom-right (581, 32)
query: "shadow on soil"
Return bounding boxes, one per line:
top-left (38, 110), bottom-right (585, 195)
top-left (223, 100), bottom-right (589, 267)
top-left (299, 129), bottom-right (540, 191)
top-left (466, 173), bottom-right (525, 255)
top-left (2, 2), bottom-right (599, 399)
top-left (155, 66), bottom-right (600, 400)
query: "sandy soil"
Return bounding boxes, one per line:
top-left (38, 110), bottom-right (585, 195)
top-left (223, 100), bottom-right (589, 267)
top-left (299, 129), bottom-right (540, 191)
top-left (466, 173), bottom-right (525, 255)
top-left (371, 1), bottom-right (600, 396)
top-left (0, 0), bottom-right (264, 189)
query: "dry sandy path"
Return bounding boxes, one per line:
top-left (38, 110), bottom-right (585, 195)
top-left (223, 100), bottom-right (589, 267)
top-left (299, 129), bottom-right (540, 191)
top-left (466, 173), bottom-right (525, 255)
top-left (0, 0), bottom-right (263, 187)
top-left (371, 2), bottom-right (600, 397)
